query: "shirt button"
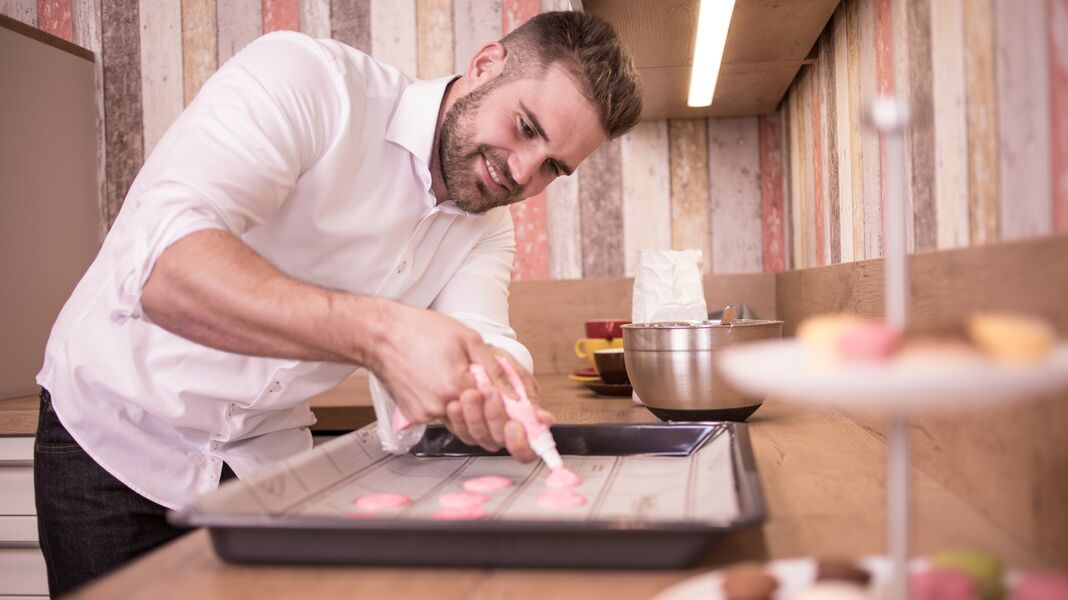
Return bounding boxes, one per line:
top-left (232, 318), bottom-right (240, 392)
top-left (397, 261), bottom-right (408, 273)
top-left (268, 381), bottom-right (282, 393)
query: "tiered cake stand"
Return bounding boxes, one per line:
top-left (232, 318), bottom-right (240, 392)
top-left (718, 97), bottom-right (1068, 600)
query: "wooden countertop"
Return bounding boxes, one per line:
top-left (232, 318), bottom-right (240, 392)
top-left (69, 373), bottom-right (1043, 600)
top-left (0, 373), bottom-right (379, 436)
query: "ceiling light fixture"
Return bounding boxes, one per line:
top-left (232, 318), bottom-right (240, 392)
top-left (687, 0), bottom-right (737, 107)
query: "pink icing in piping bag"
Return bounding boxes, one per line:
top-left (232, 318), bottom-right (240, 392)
top-left (469, 360), bottom-right (564, 470)
top-left (392, 407), bottom-right (412, 432)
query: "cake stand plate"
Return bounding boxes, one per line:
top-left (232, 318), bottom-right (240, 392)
top-left (718, 340), bottom-right (1068, 413)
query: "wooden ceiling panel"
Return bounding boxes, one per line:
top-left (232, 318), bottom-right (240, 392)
top-left (581, 0), bottom-right (840, 120)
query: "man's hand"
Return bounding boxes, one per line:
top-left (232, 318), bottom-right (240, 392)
top-left (442, 348), bottom-right (553, 462)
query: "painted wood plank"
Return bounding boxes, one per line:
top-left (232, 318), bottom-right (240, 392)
top-left (263, 0), bottom-right (298, 32)
top-left (139, 0), bottom-right (183, 159)
top-left (298, 0), bottom-right (329, 37)
top-left (101, 0), bottom-right (143, 227)
top-left (995, 0), bottom-right (1053, 240)
top-left (874, 0), bottom-right (893, 257)
top-left (821, 27), bottom-right (841, 265)
top-left (578, 138), bottom-right (623, 277)
top-left (709, 117), bottom-right (762, 274)
top-left (503, 0), bottom-right (546, 280)
top-left (622, 121), bottom-right (671, 277)
top-left (371, 0), bottom-right (416, 75)
top-left (858, 0), bottom-right (882, 259)
top-left (788, 81), bottom-right (802, 270)
top-left (890, 0), bottom-right (915, 253)
top-left (510, 193), bottom-right (549, 281)
top-left (846, 0), bottom-right (865, 261)
top-left (669, 119), bottom-right (710, 271)
top-left (330, 0), bottom-right (369, 53)
top-left (906, 0), bottom-right (936, 252)
top-left (416, 0), bottom-right (453, 78)
top-left (217, 0), bottom-right (261, 66)
top-left (758, 114), bottom-right (785, 273)
top-left (1051, 0), bottom-right (1068, 234)
top-left (963, 0), bottom-right (999, 244)
top-left (545, 169), bottom-right (581, 280)
top-left (72, 0), bottom-right (106, 236)
top-left (833, 6), bottom-right (853, 263)
top-left (38, 0), bottom-right (72, 40)
top-left (0, 0), bottom-right (36, 26)
top-left (811, 61), bottom-right (826, 267)
top-left (181, 0), bottom-right (216, 105)
top-left (453, 0), bottom-right (499, 75)
top-left (798, 68), bottom-right (813, 269)
top-left (930, 0), bottom-right (969, 250)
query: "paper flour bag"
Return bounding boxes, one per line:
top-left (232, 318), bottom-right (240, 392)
top-left (369, 373), bottom-right (426, 454)
top-left (632, 249), bottom-right (708, 323)
top-left (630, 249), bottom-right (708, 404)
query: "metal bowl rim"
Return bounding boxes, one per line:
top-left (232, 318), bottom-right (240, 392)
top-left (622, 319), bottom-right (784, 329)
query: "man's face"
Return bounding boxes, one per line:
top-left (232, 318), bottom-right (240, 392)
top-left (438, 64), bottom-right (607, 214)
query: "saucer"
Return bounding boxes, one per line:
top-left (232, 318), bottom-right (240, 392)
top-left (568, 373), bottom-right (601, 383)
top-left (568, 367), bottom-right (601, 383)
top-left (581, 380), bottom-right (633, 396)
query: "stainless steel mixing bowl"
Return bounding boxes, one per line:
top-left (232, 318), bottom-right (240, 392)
top-left (622, 320), bottom-right (784, 421)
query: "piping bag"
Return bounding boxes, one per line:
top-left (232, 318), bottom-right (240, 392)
top-left (470, 358), bottom-right (564, 470)
top-left (389, 359), bottom-right (564, 471)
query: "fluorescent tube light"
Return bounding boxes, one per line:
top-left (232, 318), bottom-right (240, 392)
top-left (687, 0), bottom-right (737, 107)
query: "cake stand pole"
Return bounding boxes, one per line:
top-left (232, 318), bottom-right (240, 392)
top-left (869, 96), bottom-right (910, 600)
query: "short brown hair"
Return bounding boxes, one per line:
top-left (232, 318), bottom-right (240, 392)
top-left (500, 11), bottom-right (642, 139)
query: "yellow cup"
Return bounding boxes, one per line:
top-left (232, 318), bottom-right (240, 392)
top-left (574, 337), bottom-right (625, 369)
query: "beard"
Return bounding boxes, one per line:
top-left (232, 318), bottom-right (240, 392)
top-left (438, 82), bottom-right (523, 214)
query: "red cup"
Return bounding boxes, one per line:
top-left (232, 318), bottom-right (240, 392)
top-left (584, 319), bottom-right (631, 340)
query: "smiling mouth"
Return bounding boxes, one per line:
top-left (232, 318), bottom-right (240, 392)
top-left (482, 153), bottom-right (510, 192)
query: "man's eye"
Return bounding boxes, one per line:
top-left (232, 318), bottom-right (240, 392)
top-left (520, 120), bottom-right (534, 138)
top-left (546, 159), bottom-right (560, 175)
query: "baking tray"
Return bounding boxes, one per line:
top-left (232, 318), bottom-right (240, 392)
top-left (169, 423), bottom-right (766, 569)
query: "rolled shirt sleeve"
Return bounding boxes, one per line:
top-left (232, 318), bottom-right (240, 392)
top-left (110, 31), bottom-right (345, 321)
top-left (430, 207), bottom-right (534, 373)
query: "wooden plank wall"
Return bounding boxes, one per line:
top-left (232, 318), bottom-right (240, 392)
top-left (779, 0), bottom-right (1065, 269)
top-left (3, 0), bottom-right (776, 282)
top-left (4, 0), bottom-right (1064, 278)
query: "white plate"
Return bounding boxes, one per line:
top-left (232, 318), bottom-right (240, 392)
top-left (718, 340), bottom-right (1068, 413)
top-left (654, 556), bottom-right (1019, 600)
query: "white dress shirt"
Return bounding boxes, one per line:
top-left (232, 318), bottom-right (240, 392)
top-left (36, 31), bottom-right (532, 510)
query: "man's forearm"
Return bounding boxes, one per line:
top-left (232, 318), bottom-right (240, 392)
top-left (141, 229), bottom-right (385, 365)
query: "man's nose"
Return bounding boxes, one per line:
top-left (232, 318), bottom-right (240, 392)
top-left (508, 151), bottom-right (541, 187)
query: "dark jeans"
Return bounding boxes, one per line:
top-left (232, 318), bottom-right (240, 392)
top-left (34, 389), bottom-right (235, 598)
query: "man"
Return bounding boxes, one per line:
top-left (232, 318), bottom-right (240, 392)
top-left (34, 10), bottom-right (641, 596)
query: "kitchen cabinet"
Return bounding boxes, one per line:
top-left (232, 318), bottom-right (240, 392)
top-left (580, 0), bottom-right (841, 119)
top-left (0, 436), bottom-right (47, 598)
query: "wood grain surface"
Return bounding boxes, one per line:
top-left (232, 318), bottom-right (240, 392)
top-left (415, 0), bottom-right (452, 78)
top-left (578, 139), bottom-right (624, 277)
top-left (669, 119), bottom-right (710, 269)
top-left (101, 0), bottom-right (143, 227)
top-left (37, 0), bottom-right (70, 40)
top-left (298, 0), bottom-right (329, 38)
top-left (963, 0), bottom-right (999, 245)
top-left (371, 0), bottom-right (416, 76)
top-left (621, 120), bottom-right (671, 277)
top-left (181, 0), bottom-right (216, 104)
top-left (995, 0), bottom-right (1053, 241)
top-left (329, 0), bottom-right (369, 53)
top-left (906, 0), bottom-right (936, 252)
top-left (930, 0), bottom-right (969, 250)
top-left (263, 0), bottom-right (299, 34)
top-left (1049, 0), bottom-right (1068, 233)
top-left (138, 0), bottom-right (182, 158)
top-left (758, 114), bottom-right (785, 273)
top-left (708, 117), bottom-right (762, 274)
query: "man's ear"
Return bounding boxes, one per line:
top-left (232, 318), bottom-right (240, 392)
top-left (464, 42), bottom-right (507, 86)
